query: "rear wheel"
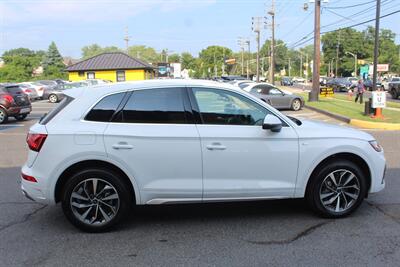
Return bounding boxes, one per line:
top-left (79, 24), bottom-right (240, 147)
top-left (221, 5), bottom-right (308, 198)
top-left (0, 108), bottom-right (8, 124)
top-left (291, 98), bottom-right (302, 111)
top-left (61, 168), bottom-right (132, 232)
top-left (48, 94), bottom-right (58, 103)
top-left (306, 160), bottom-right (367, 218)
top-left (14, 114), bottom-right (27, 121)
top-left (391, 89), bottom-right (398, 99)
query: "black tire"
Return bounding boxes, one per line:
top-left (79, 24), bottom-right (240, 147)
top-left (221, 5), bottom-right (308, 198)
top-left (48, 94), bottom-right (58, 103)
top-left (291, 98), bottom-right (302, 111)
top-left (390, 89), bottom-right (398, 99)
top-left (14, 114), bottom-right (27, 121)
top-left (61, 168), bottom-right (132, 232)
top-left (306, 160), bottom-right (367, 218)
top-left (0, 107), bottom-right (8, 124)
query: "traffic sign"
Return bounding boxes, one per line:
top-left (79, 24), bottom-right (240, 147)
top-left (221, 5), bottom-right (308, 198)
top-left (372, 91), bottom-right (386, 108)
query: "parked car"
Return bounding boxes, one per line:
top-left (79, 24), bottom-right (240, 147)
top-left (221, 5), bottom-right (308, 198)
top-left (346, 77), bottom-right (358, 85)
top-left (243, 82), bottom-right (304, 111)
top-left (36, 80), bottom-right (58, 89)
top-left (388, 77), bottom-right (400, 99)
top-left (281, 77), bottom-right (293, 86)
top-left (19, 82), bottom-right (46, 98)
top-left (0, 84), bottom-right (31, 124)
top-left (292, 77), bottom-right (306, 83)
top-left (252, 76), bottom-right (267, 82)
top-left (220, 75), bottom-right (247, 82)
top-left (326, 78), bottom-right (352, 92)
top-left (230, 80), bottom-right (255, 89)
top-left (350, 79), bottom-right (383, 91)
top-left (21, 80), bottom-right (386, 232)
top-left (17, 83), bottom-right (39, 101)
top-left (62, 81), bottom-right (90, 89)
top-left (43, 86), bottom-right (67, 103)
top-left (85, 79), bottom-right (110, 86)
top-left (54, 79), bottom-right (67, 85)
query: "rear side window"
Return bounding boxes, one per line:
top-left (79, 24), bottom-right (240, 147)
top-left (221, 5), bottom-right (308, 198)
top-left (85, 92), bottom-right (125, 122)
top-left (40, 96), bottom-right (74, 125)
top-left (5, 86), bottom-right (24, 94)
top-left (118, 88), bottom-right (187, 124)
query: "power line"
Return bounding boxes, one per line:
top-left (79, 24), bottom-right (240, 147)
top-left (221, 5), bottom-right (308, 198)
top-left (325, 0), bottom-right (376, 9)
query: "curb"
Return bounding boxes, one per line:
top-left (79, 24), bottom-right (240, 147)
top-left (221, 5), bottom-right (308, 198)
top-left (305, 105), bottom-right (351, 123)
top-left (305, 105), bottom-right (400, 130)
top-left (349, 119), bottom-right (400, 130)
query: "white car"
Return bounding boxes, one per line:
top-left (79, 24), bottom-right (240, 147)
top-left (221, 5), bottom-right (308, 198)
top-left (292, 77), bottom-right (306, 83)
top-left (19, 82), bottom-right (46, 98)
top-left (230, 80), bottom-right (255, 89)
top-left (21, 80), bottom-right (386, 232)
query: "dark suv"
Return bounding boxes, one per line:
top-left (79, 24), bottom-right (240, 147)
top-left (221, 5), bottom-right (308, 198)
top-left (0, 84), bottom-right (32, 124)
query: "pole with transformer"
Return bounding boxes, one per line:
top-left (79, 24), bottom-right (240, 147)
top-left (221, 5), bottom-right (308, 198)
top-left (246, 40), bottom-right (250, 79)
top-left (267, 0), bottom-right (275, 84)
top-left (309, 0), bottom-right (320, 102)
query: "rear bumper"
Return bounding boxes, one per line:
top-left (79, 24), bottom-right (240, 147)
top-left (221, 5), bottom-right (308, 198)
top-left (20, 164), bottom-right (54, 205)
top-left (7, 105), bottom-right (31, 116)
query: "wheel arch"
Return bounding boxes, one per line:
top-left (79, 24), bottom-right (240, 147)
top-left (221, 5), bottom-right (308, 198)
top-left (305, 152), bottom-right (371, 197)
top-left (54, 160), bottom-right (137, 204)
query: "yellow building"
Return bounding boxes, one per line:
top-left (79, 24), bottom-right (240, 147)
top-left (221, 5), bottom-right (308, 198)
top-left (66, 52), bottom-right (155, 82)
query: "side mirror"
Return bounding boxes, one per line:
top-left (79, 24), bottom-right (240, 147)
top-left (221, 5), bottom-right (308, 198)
top-left (262, 114), bottom-right (282, 132)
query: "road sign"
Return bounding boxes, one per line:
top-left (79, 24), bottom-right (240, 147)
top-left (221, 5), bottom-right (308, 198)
top-left (320, 87), bottom-right (334, 97)
top-left (377, 64), bottom-right (389, 72)
top-left (372, 91), bottom-right (386, 108)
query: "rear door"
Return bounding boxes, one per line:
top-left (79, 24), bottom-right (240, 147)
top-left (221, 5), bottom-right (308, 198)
top-left (103, 87), bottom-right (202, 204)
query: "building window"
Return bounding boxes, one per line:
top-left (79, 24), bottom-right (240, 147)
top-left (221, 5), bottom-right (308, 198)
top-left (78, 71), bottom-right (84, 77)
top-left (116, 70), bottom-right (126, 82)
top-left (87, 72), bottom-right (95, 79)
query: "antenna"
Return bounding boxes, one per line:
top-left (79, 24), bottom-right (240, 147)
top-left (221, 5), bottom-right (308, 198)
top-left (124, 27), bottom-right (132, 52)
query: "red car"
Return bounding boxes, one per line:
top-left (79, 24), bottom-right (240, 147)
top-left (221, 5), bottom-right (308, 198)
top-left (0, 84), bottom-right (32, 124)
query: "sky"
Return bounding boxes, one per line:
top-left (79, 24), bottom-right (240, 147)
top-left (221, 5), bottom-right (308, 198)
top-left (1, 0), bottom-right (399, 59)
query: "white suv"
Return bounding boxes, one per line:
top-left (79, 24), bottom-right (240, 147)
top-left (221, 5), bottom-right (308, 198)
top-left (21, 80), bottom-right (386, 232)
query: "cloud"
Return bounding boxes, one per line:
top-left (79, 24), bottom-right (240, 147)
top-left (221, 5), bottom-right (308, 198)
top-left (0, 0), bottom-right (216, 25)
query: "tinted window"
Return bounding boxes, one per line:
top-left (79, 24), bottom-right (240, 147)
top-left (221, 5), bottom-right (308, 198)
top-left (5, 86), bottom-right (24, 95)
top-left (120, 88), bottom-right (186, 124)
top-left (193, 88), bottom-right (270, 126)
top-left (85, 93), bottom-right (125, 122)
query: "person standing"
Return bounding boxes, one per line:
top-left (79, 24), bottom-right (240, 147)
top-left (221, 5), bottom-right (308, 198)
top-left (355, 79), bottom-right (365, 104)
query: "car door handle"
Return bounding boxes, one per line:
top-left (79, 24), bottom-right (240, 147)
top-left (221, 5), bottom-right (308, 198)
top-left (206, 143), bottom-right (226, 151)
top-left (112, 142), bottom-right (133, 150)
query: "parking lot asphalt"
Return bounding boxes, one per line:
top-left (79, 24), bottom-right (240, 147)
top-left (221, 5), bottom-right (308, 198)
top-left (1, 100), bottom-right (400, 266)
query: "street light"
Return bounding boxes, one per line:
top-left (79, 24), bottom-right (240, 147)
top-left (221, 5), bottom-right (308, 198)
top-left (345, 51), bottom-right (357, 78)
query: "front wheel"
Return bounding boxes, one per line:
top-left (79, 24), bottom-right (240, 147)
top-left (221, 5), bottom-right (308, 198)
top-left (61, 169), bottom-right (132, 232)
top-left (306, 160), bottom-right (367, 218)
top-left (291, 99), bottom-right (302, 111)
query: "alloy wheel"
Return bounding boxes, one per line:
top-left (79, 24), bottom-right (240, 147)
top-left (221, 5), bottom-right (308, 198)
top-left (49, 95), bottom-right (58, 103)
top-left (292, 99), bottom-right (301, 111)
top-left (70, 178), bottom-right (120, 226)
top-left (0, 109), bottom-right (5, 123)
top-left (319, 169), bottom-right (360, 213)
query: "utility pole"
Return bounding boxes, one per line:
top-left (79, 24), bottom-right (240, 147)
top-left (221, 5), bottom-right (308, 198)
top-left (246, 40), bottom-right (250, 79)
top-left (300, 54), bottom-right (303, 78)
top-left (252, 17), bottom-right (262, 82)
top-left (335, 30), bottom-right (341, 77)
top-left (288, 58), bottom-right (291, 77)
top-left (238, 38), bottom-right (245, 76)
top-left (124, 27), bottom-right (131, 53)
top-left (372, 0), bottom-right (381, 91)
top-left (306, 53), bottom-right (309, 84)
top-left (309, 0), bottom-right (320, 102)
top-left (268, 0), bottom-right (275, 84)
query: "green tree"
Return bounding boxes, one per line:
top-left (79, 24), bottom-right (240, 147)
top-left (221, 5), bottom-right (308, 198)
top-left (260, 39), bottom-right (289, 75)
top-left (127, 45), bottom-right (158, 63)
top-left (81, 44), bottom-right (121, 59)
top-left (181, 52), bottom-right (196, 70)
top-left (167, 53), bottom-right (181, 63)
top-left (42, 41), bottom-right (66, 79)
top-left (0, 48), bottom-right (43, 82)
top-left (198, 46), bottom-right (233, 77)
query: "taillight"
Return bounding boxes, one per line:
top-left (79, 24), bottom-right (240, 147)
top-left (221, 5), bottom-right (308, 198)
top-left (26, 133), bottom-right (47, 152)
top-left (25, 89), bottom-right (32, 93)
top-left (21, 173), bottom-right (38, 183)
top-left (3, 94), bottom-right (14, 103)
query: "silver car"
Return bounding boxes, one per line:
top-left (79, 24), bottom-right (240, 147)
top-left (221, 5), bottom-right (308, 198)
top-left (243, 83), bottom-right (304, 111)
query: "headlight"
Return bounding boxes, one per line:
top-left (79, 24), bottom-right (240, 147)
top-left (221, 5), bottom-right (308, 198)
top-left (369, 140), bottom-right (383, 152)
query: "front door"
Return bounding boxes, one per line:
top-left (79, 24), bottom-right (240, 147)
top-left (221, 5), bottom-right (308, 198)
top-left (103, 87), bottom-right (202, 204)
top-left (190, 87), bottom-right (299, 200)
